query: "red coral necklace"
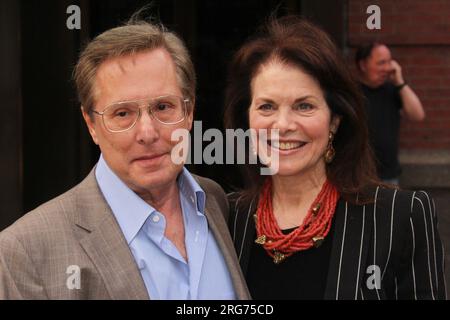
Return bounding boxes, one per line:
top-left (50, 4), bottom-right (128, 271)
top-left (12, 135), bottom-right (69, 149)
top-left (255, 178), bottom-right (339, 264)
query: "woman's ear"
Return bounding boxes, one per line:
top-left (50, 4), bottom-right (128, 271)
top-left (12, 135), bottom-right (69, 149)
top-left (330, 114), bottom-right (341, 134)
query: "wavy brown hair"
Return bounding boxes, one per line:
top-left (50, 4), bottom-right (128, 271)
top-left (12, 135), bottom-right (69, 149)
top-left (224, 16), bottom-right (379, 205)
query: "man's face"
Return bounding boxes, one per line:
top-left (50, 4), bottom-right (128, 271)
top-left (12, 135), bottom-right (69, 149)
top-left (360, 45), bottom-right (393, 88)
top-left (82, 48), bottom-right (193, 197)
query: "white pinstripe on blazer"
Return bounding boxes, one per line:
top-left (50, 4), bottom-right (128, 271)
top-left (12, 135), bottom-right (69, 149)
top-left (229, 186), bottom-right (447, 300)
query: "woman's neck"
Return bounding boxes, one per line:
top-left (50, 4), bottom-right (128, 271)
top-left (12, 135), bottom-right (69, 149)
top-left (270, 167), bottom-right (327, 228)
top-left (272, 168), bottom-right (326, 205)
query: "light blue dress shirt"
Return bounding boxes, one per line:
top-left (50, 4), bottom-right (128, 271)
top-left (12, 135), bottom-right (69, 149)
top-left (95, 155), bottom-right (236, 299)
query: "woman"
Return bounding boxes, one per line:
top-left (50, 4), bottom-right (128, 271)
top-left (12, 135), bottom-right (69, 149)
top-left (224, 16), bottom-right (446, 300)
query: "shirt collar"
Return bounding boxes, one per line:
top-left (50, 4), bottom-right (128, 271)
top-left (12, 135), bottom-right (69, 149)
top-left (178, 167), bottom-right (206, 216)
top-left (95, 155), bottom-right (206, 244)
top-left (95, 155), bottom-right (155, 245)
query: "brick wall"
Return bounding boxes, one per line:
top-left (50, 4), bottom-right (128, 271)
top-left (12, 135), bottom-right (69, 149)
top-left (347, 0), bottom-right (450, 150)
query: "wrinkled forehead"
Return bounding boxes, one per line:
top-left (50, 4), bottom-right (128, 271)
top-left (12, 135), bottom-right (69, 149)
top-left (93, 49), bottom-right (182, 106)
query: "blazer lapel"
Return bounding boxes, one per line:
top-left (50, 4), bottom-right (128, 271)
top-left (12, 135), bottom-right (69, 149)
top-left (203, 194), bottom-right (251, 300)
top-left (324, 198), bottom-right (373, 300)
top-left (238, 199), bottom-right (257, 276)
top-left (73, 170), bottom-right (149, 300)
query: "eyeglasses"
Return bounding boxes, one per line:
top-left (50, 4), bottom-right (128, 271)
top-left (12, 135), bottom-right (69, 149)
top-left (91, 95), bottom-right (189, 133)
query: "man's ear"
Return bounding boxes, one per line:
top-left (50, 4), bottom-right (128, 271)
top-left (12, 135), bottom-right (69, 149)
top-left (359, 60), bottom-right (367, 73)
top-left (186, 112), bottom-right (193, 131)
top-left (330, 114), bottom-right (341, 134)
top-left (186, 98), bottom-right (195, 131)
top-left (81, 106), bottom-right (99, 145)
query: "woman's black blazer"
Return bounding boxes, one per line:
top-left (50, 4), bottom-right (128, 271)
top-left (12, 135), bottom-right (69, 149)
top-left (229, 186), bottom-right (447, 300)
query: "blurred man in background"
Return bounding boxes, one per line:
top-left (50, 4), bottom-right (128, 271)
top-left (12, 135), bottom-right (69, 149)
top-left (356, 43), bottom-right (425, 184)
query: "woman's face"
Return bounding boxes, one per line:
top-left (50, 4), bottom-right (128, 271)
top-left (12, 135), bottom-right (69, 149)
top-left (249, 61), bottom-right (339, 179)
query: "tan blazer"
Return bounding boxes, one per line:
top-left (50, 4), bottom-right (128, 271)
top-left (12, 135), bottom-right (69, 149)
top-left (0, 169), bottom-right (250, 300)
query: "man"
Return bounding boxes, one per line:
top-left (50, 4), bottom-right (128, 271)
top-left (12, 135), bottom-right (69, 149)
top-left (356, 43), bottom-right (425, 184)
top-left (0, 19), bottom-right (249, 299)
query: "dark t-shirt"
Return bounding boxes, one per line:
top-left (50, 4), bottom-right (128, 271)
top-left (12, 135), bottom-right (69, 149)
top-left (246, 217), bottom-right (335, 299)
top-left (361, 83), bottom-right (402, 179)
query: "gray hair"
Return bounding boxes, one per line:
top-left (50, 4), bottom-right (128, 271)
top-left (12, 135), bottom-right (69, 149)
top-left (73, 19), bottom-right (195, 114)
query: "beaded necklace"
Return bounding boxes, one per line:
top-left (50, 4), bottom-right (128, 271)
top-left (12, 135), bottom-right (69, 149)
top-left (255, 178), bottom-right (339, 264)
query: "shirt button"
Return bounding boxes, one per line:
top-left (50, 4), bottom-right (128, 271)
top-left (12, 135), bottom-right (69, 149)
top-left (152, 215), bottom-right (160, 223)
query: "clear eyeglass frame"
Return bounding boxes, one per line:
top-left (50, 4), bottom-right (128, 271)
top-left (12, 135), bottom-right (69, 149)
top-left (91, 95), bottom-right (190, 133)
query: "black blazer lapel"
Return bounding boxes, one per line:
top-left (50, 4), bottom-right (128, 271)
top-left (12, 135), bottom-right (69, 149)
top-left (324, 198), bottom-right (374, 300)
top-left (232, 197), bottom-right (257, 275)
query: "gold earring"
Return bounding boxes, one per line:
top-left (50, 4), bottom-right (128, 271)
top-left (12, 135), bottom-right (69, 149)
top-left (324, 131), bottom-right (335, 164)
